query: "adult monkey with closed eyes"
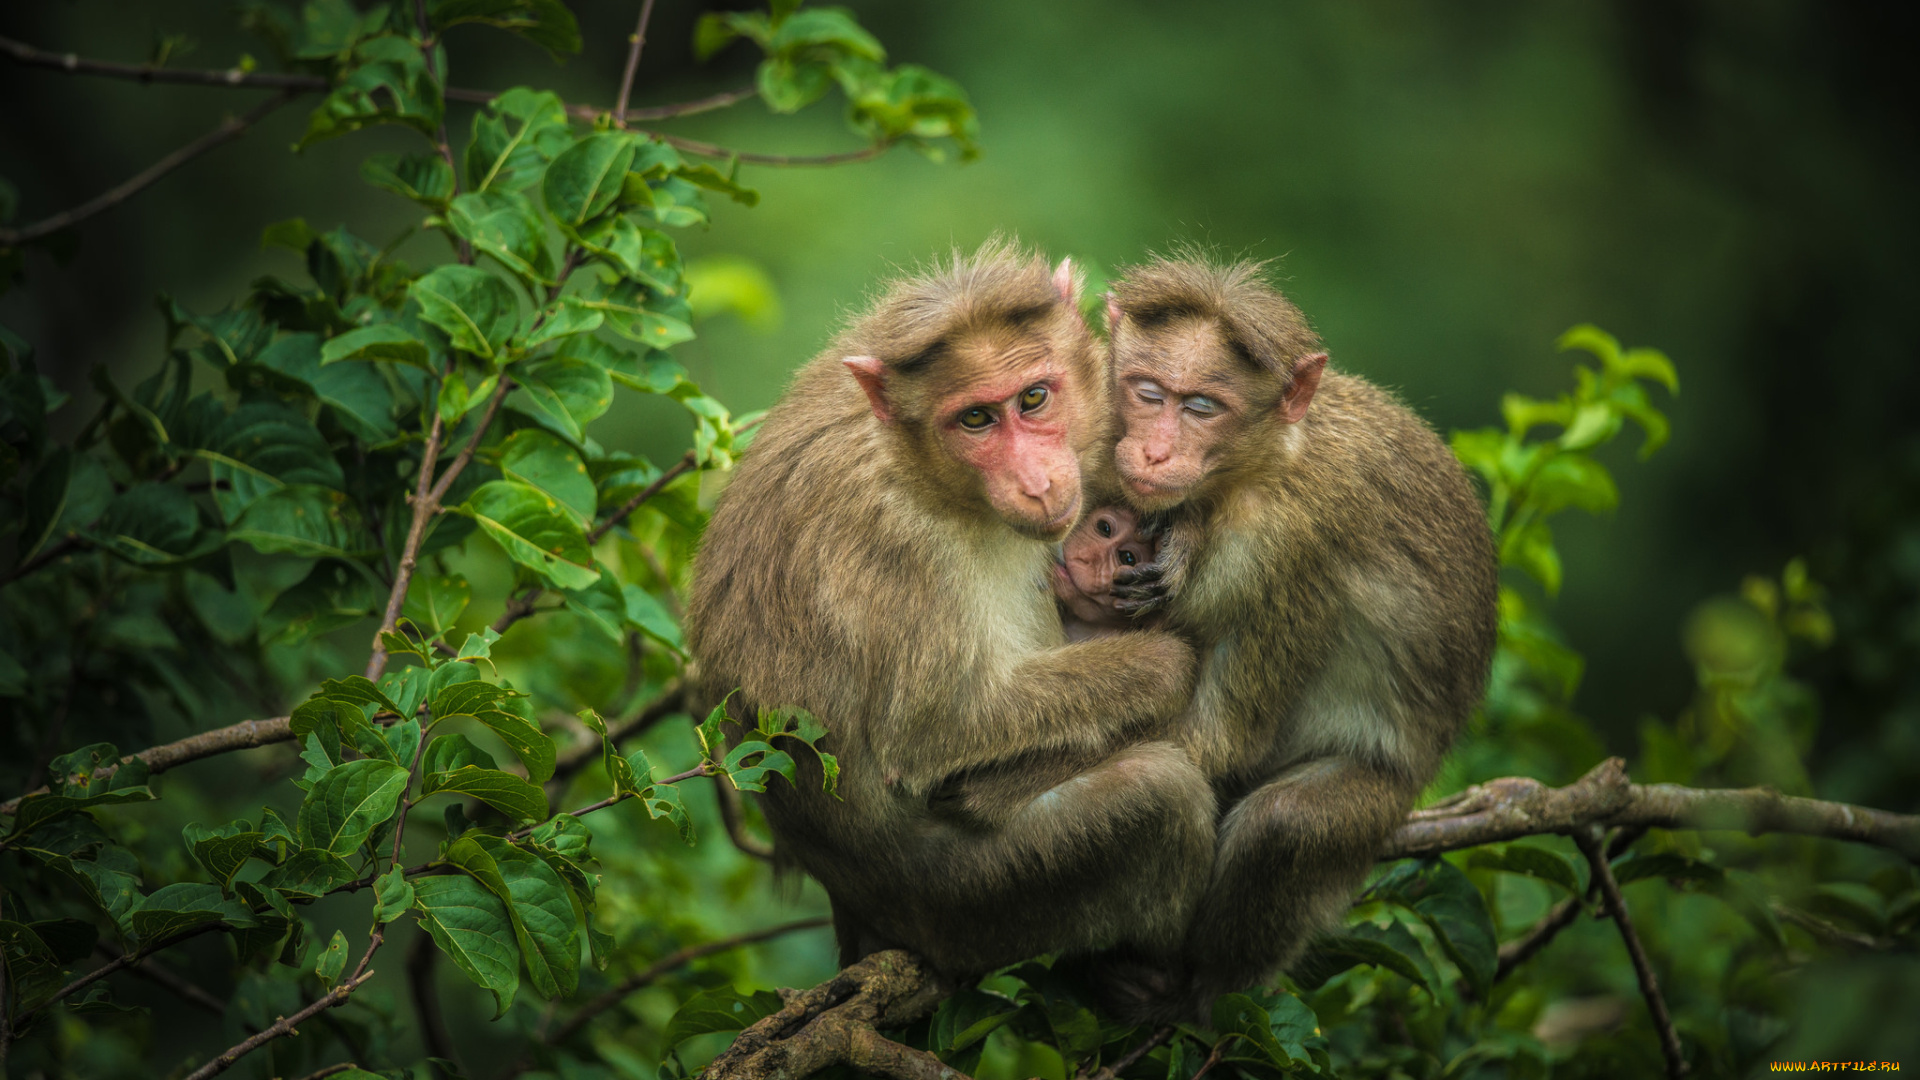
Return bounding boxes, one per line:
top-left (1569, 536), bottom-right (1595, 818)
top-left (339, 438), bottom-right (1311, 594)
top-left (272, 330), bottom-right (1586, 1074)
top-left (686, 243), bottom-right (1215, 981)
top-left (1093, 256), bottom-right (1499, 1021)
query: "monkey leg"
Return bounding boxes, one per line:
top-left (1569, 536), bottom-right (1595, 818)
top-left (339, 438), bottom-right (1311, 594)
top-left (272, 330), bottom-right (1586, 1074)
top-left (1183, 757), bottom-right (1420, 1007)
top-left (869, 740), bottom-right (1217, 980)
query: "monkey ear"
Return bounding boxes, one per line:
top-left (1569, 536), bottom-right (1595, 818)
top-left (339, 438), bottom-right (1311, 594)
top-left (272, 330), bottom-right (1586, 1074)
top-left (1279, 352), bottom-right (1327, 424)
top-left (1052, 258), bottom-right (1077, 305)
top-left (1104, 293), bottom-right (1123, 335)
top-left (842, 356), bottom-right (895, 424)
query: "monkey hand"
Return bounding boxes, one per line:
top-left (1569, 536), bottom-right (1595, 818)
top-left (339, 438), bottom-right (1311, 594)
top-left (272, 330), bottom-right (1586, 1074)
top-left (1111, 562), bottom-right (1171, 617)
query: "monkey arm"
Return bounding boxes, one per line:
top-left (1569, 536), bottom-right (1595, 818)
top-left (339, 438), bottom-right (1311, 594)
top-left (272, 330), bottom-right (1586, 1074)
top-left (880, 631), bottom-right (1197, 795)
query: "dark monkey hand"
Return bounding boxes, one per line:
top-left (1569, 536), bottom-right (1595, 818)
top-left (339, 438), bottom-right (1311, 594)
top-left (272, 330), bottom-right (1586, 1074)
top-left (1112, 562), bottom-right (1170, 617)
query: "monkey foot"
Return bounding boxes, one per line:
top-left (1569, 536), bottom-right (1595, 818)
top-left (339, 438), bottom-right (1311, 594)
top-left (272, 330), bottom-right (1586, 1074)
top-left (1057, 950), bottom-right (1208, 1026)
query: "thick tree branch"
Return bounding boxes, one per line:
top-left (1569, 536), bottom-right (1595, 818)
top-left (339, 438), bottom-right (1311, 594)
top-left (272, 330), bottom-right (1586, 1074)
top-left (1385, 757), bottom-right (1920, 861)
top-left (1575, 825), bottom-right (1688, 1078)
top-left (0, 91), bottom-right (298, 246)
top-left (705, 950), bottom-right (954, 1080)
top-left (181, 971), bottom-right (374, 1080)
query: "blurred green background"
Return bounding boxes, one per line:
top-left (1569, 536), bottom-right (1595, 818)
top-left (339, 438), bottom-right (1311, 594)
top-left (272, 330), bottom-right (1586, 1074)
top-left (4, 1), bottom-right (1916, 826)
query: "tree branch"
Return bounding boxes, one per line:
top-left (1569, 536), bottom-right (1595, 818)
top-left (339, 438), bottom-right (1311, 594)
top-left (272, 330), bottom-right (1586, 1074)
top-left (611, 0), bottom-right (659, 129)
top-left (539, 917), bottom-right (830, 1053)
top-left (704, 950), bottom-right (954, 1080)
top-left (407, 929), bottom-right (458, 1070)
top-left (1494, 896), bottom-right (1583, 983)
top-left (544, 680), bottom-right (687, 801)
top-left (24, 923), bottom-right (227, 1020)
top-left (712, 772), bottom-right (776, 861)
top-left (1086, 1026), bottom-right (1175, 1080)
top-left (181, 971), bottom-right (374, 1080)
top-left (0, 34), bottom-right (327, 90)
top-left (0, 91), bottom-right (298, 246)
top-left (96, 940), bottom-right (232, 1020)
top-left (589, 449), bottom-right (698, 543)
top-left (1385, 757), bottom-right (1920, 861)
top-left (1575, 825), bottom-right (1688, 1078)
top-left (642, 131), bottom-right (896, 167)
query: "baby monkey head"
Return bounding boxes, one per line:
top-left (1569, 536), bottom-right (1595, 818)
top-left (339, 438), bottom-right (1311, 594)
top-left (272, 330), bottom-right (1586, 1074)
top-left (1053, 505), bottom-right (1159, 626)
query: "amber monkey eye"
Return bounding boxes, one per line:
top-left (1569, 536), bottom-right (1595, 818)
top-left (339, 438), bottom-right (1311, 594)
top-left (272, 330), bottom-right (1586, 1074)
top-left (958, 407), bottom-right (994, 430)
top-left (1019, 385), bottom-right (1049, 412)
top-left (1097, 518), bottom-right (1113, 537)
top-left (1120, 550), bottom-right (1137, 566)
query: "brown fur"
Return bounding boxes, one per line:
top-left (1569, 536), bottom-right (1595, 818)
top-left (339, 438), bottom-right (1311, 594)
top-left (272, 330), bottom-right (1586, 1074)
top-left (686, 242), bottom-right (1217, 978)
top-left (1104, 256), bottom-right (1499, 1016)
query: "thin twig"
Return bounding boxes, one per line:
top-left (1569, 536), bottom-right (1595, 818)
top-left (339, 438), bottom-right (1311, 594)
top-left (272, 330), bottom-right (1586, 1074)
top-left (611, 0), bottom-right (659, 129)
top-left (426, 375), bottom-right (513, 507)
top-left (367, 372), bottom-right (447, 680)
top-left (1494, 897), bottom-right (1583, 982)
top-left (590, 450), bottom-right (698, 543)
top-left (97, 940), bottom-right (232, 1020)
top-left (24, 923), bottom-right (227, 1020)
top-left (545, 681), bottom-right (687, 800)
top-left (0, 91), bottom-right (298, 246)
top-left (644, 130), bottom-right (896, 167)
top-left (0, 34), bottom-right (327, 90)
top-left (3, 533), bottom-right (82, 585)
top-left (1086, 1026), bottom-right (1175, 1080)
top-left (543, 918), bottom-right (830, 1051)
top-left (293, 1065), bottom-right (361, 1080)
top-left (1187, 1034), bottom-right (1245, 1080)
top-left (412, 0), bottom-right (464, 232)
top-left (444, 84), bottom-right (757, 121)
top-left (1575, 825), bottom-right (1687, 1079)
top-left (181, 971), bottom-right (374, 1080)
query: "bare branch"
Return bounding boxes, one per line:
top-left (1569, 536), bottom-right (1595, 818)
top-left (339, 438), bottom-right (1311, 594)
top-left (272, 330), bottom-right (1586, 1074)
top-left (293, 1066), bottom-right (361, 1080)
top-left (24, 923), bottom-right (227, 1020)
top-left (590, 449), bottom-right (698, 543)
top-left (612, 0), bottom-right (660, 129)
top-left (542, 918), bottom-right (830, 1051)
top-left (1086, 1026), bottom-right (1175, 1080)
top-left (1385, 757), bottom-right (1920, 861)
top-left (97, 941), bottom-right (232, 1020)
top-left (1575, 825), bottom-right (1688, 1078)
top-left (0, 91), bottom-right (299, 246)
top-left (1494, 896), bottom-right (1583, 983)
top-left (623, 86), bottom-right (757, 121)
top-left (705, 951), bottom-right (954, 1080)
top-left (3, 716), bottom-right (292, 815)
top-left (181, 971), bottom-right (374, 1080)
top-left (427, 375), bottom-right (514, 507)
top-left (0, 34), bottom-right (326, 91)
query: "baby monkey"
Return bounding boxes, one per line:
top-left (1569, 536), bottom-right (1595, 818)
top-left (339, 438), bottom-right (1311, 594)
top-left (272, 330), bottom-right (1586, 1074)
top-left (1053, 505), bottom-right (1162, 641)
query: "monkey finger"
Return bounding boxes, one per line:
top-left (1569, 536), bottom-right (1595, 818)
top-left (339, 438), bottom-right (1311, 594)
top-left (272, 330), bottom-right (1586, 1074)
top-left (1112, 565), bottom-right (1165, 587)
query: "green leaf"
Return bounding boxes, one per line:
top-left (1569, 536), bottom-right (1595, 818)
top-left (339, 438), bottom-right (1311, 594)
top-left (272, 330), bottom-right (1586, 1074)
top-left (567, 279), bottom-right (696, 350)
top-left (461, 86), bottom-right (573, 193)
top-left (516, 356), bottom-right (613, 442)
top-left (410, 265), bottom-right (521, 361)
top-left (259, 848), bottom-right (359, 899)
top-left (321, 324), bottom-right (431, 370)
top-left (674, 162), bottom-right (760, 207)
top-left (296, 758), bottom-right (411, 857)
top-left (300, 36), bottom-right (444, 148)
top-left (722, 740), bottom-right (795, 794)
top-left (230, 484), bottom-right (371, 560)
top-left (182, 821), bottom-right (265, 891)
top-left (404, 573), bottom-right (472, 639)
top-left (561, 567), bottom-right (629, 644)
top-left (195, 400), bottom-right (344, 523)
top-left (639, 779), bottom-right (693, 844)
top-left (456, 479), bottom-right (599, 591)
top-left (622, 583), bottom-right (684, 652)
top-left (1501, 518), bottom-right (1562, 596)
top-left (373, 866), bottom-right (415, 924)
top-left (8, 746), bottom-right (154, 839)
top-left (543, 131), bottom-right (639, 228)
top-left (431, 679), bottom-right (556, 782)
top-left (1466, 844), bottom-right (1583, 896)
top-left (1372, 859), bottom-right (1498, 997)
top-left (422, 766), bottom-right (548, 822)
top-left (576, 217), bottom-right (682, 294)
top-left (412, 873), bottom-right (521, 1018)
top-left (1557, 402), bottom-right (1618, 451)
top-left (361, 152), bottom-right (456, 208)
top-left (447, 191), bottom-right (555, 289)
top-left (253, 332), bottom-right (400, 441)
top-left (663, 984), bottom-right (785, 1048)
top-left (315, 929), bottom-right (349, 985)
top-left (446, 835), bottom-right (580, 999)
top-left (261, 559), bottom-right (381, 646)
top-left (1617, 346), bottom-right (1681, 394)
top-left (19, 449), bottom-right (112, 565)
top-left (522, 296), bottom-right (604, 349)
top-left (431, 0), bottom-right (582, 61)
top-left (318, 675), bottom-right (408, 718)
top-left (1524, 453), bottom-right (1619, 516)
top-left (128, 883), bottom-right (253, 944)
top-left (85, 483), bottom-right (206, 567)
top-left (1294, 923), bottom-right (1433, 993)
top-left (457, 628), bottom-right (501, 661)
top-left (499, 428), bottom-right (596, 526)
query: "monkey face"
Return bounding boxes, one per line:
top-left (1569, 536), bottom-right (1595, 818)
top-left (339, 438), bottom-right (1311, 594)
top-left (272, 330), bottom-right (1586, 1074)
top-left (1111, 319), bottom-right (1256, 510)
top-left (930, 363), bottom-right (1086, 540)
top-left (1053, 506), bottom-right (1156, 623)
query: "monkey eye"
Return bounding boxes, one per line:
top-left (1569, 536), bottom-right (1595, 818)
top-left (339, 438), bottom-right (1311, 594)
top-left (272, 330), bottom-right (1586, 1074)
top-left (1120, 550), bottom-right (1137, 566)
top-left (1019, 385), bottom-right (1049, 412)
top-left (1134, 381), bottom-right (1166, 404)
top-left (1097, 518), bottom-right (1113, 537)
top-left (958, 407), bottom-right (994, 430)
top-left (1185, 396), bottom-right (1220, 417)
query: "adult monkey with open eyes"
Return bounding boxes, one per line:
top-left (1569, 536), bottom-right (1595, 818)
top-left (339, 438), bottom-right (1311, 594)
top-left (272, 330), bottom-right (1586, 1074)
top-left (686, 243), bottom-right (1214, 980)
top-left (1094, 256), bottom-right (1499, 1020)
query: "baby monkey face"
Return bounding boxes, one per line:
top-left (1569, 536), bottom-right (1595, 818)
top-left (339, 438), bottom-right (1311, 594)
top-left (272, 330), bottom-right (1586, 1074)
top-left (1053, 506), bottom-right (1157, 625)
